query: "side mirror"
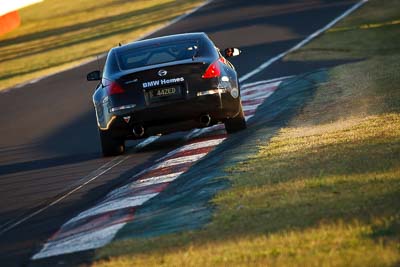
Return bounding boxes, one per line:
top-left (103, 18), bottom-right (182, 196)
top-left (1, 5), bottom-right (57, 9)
top-left (87, 70), bottom-right (101, 81)
top-left (224, 48), bottom-right (241, 58)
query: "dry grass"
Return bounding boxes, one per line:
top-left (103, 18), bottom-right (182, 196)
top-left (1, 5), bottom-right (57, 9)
top-left (285, 0), bottom-right (400, 61)
top-left (94, 219), bottom-right (400, 267)
top-left (0, 0), bottom-right (204, 90)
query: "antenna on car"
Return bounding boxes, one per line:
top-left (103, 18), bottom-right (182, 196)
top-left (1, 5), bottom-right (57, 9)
top-left (96, 55), bottom-right (103, 85)
top-left (96, 55), bottom-right (102, 72)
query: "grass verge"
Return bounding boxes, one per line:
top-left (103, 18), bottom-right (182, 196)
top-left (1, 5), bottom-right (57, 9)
top-left (0, 0), bottom-right (204, 91)
top-left (93, 1), bottom-right (400, 266)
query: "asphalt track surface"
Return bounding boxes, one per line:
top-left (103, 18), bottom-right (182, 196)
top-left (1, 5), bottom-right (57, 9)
top-left (0, 0), bottom-right (357, 266)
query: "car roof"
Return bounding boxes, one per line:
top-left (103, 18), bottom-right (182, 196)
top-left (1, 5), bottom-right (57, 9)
top-left (112, 32), bottom-right (210, 53)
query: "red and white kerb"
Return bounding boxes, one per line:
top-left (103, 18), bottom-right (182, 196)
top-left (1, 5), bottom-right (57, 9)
top-left (32, 78), bottom-right (284, 260)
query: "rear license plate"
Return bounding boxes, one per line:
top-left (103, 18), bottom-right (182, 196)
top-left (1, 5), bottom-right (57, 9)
top-left (150, 87), bottom-right (177, 98)
top-left (148, 86), bottom-right (182, 103)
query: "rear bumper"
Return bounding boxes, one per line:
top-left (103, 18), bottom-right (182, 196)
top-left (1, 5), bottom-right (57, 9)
top-left (104, 92), bottom-right (240, 137)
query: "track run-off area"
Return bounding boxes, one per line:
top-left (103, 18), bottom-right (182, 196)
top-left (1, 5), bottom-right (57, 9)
top-left (0, 0), bottom-right (367, 266)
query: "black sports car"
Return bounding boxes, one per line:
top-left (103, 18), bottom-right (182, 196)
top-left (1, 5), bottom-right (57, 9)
top-left (87, 32), bottom-right (245, 156)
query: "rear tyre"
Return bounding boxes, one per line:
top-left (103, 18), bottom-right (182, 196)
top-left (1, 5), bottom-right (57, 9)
top-left (99, 129), bottom-right (125, 156)
top-left (224, 103), bottom-right (247, 133)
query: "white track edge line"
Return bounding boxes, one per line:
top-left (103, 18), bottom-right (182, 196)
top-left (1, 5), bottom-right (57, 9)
top-left (238, 0), bottom-right (368, 83)
top-left (1, 135), bottom-right (162, 235)
top-left (0, 155), bottom-right (129, 235)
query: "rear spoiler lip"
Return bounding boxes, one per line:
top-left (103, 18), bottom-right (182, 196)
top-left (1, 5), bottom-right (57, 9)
top-left (111, 57), bottom-right (211, 78)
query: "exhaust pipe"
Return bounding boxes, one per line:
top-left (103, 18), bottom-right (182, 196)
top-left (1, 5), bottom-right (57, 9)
top-left (132, 125), bottom-right (145, 137)
top-left (200, 114), bottom-right (211, 127)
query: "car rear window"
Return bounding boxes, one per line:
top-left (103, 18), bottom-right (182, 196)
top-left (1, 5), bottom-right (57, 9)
top-left (116, 40), bottom-right (204, 70)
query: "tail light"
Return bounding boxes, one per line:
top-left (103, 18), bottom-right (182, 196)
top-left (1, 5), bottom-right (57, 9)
top-left (106, 81), bottom-right (124, 95)
top-left (202, 60), bottom-right (221, 79)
